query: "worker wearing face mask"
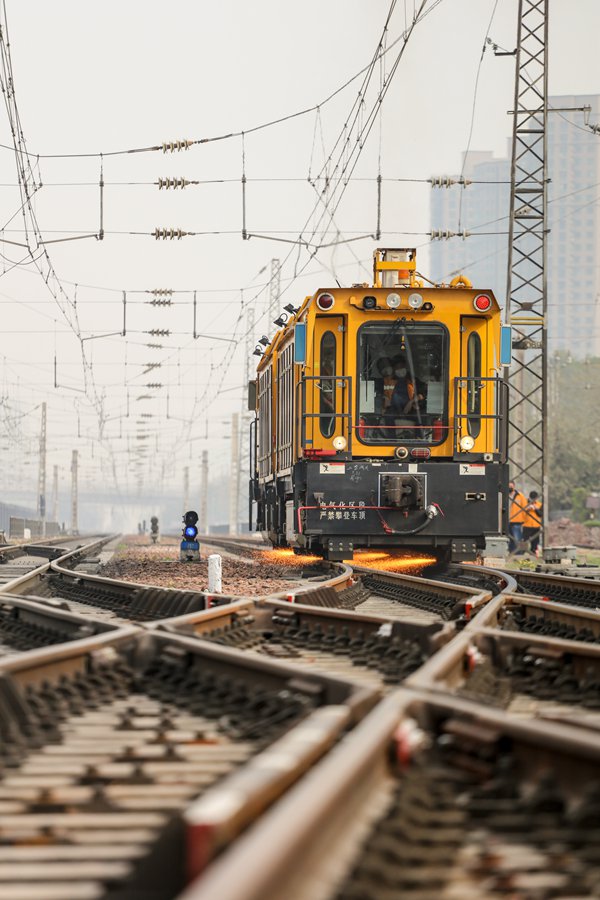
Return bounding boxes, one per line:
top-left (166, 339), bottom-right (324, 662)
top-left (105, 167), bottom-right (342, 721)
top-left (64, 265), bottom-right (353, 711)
top-left (390, 354), bottom-right (425, 416)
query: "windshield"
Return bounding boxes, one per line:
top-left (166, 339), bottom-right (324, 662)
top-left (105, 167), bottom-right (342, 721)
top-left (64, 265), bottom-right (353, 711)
top-left (357, 322), bottom-right (448, 444)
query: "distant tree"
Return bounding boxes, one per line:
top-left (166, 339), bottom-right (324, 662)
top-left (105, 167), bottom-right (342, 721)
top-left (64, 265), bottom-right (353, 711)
top-left (546, 356), bottom-right (600, 513)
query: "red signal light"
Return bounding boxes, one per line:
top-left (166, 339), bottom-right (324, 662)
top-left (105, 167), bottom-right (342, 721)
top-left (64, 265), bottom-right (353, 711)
top-left (316, 293), bottom-right (335, 311)
top-left (473, 294), bottom-right (492, 312)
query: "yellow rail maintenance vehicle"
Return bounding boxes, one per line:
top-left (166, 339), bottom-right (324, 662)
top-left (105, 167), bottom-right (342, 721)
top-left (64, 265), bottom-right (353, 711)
top-left (249, 249), bottom-right (509, 562)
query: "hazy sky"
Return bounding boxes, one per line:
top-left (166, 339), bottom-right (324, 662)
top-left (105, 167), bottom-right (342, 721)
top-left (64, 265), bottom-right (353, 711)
top-left (0, 0), bottom-right (598, 522)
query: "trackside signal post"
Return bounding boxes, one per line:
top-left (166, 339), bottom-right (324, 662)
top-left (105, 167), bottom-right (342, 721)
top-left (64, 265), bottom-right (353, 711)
top-left (180, 510), bottom-right (200, 561)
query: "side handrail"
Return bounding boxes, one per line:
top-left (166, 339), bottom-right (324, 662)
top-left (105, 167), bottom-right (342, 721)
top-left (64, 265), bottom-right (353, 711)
top-left (453, 375), bottom-right (508, 461)
top-left (248, 416), bottom-right (258, 530)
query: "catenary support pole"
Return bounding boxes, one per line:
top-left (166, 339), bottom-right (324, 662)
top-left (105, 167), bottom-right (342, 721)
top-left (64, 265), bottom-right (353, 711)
top-left (71, 450), bottom-right (78, 535)
top-left (229, 413), bottom-right (240, 535)
top-left (199, 450), bottom-right (208, 535)
top-left (37, 402), bottom-right (47, 538)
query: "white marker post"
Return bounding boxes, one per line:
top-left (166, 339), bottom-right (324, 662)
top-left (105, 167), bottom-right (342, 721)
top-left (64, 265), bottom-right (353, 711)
top-left (208, 554), bottom-right (222, 593)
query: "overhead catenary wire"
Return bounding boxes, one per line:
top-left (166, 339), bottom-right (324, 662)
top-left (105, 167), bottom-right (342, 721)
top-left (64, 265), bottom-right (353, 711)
top-left (0, 1), bottom-right (105, 414)
top-left (457, 0), bottom-right (500, 232)
top-left (3, 0), bottom-right (593, 497)
top-left (182, 0), bottom-right (445, 424)
top-left (0, 9), bottom-right (432, 162)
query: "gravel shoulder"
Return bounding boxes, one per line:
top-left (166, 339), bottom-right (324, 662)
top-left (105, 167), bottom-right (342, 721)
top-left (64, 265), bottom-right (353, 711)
top-left (99, 535), bottom-right (305, 595)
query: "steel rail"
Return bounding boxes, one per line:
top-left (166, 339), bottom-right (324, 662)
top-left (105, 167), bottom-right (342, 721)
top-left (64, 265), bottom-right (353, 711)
top-left (180, 687), bottom-right (600, 900)
top-left (0, 627), bottom-right (379, 898)
top-left (0, 535), bottom-right (116, 597)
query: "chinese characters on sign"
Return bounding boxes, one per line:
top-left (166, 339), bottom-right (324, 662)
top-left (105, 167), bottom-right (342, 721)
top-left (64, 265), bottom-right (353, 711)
top-left (318, 500), bottom-right (367, 521)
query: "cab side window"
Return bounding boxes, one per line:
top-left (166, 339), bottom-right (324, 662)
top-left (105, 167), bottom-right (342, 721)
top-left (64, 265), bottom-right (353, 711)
top-left (319, 331), bottom-right (336, 438)
top-left (467, 332), bottom-right (482, 438)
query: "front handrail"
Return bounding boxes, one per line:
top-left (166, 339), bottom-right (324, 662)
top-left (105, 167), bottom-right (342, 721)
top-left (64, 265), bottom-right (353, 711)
top-left (297, 375), bottom-right (353, 454)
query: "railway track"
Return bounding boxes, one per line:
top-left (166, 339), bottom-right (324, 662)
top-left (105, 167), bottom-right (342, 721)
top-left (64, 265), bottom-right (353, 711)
top-left (411, 624), bottom-right (600, 730)
top-left (478, 591), bottom-right (600, 643)
top-left (0, 536), bottom-right (117, 601)
top-left (0, 537), bottom-right (103, 589)
top-left (199, 535), bottom-right (508, 624)
top-left (154, 600), bottom-right (453, 694)
top-left (0, 627), bottom-right (375, 900)
top-left (0, 533), bottom-right (599, 897)
top-left (516, 568), bottom-right (600, 611)
top-left (0, 595), bottom-right (120, 659)
top-left (183, 690), bottom-right (600, 900)
top-left (347, 567), bottom-right (491, 623)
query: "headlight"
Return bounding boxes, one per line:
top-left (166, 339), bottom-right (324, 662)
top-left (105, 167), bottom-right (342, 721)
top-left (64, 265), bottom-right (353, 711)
top-left (408, 293), bottom-right (424, 309)
top-left (386, 292), bottom-right (401, 309)
top-left (333, 435), bottom-right (347, 451)
top-left (460, 435), bottom-right (475, 451)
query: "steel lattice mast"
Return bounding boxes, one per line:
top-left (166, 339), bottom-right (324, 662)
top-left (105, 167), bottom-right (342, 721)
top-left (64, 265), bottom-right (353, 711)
top-left (506, 0), bottom-right (549, 530)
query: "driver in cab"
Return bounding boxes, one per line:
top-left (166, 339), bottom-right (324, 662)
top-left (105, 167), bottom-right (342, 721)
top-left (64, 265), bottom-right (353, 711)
top-left (390, 354), bottom-right (426, 416)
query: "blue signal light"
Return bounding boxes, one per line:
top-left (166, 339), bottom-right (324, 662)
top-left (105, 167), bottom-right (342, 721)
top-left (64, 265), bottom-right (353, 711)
top-left (181, 509), bottom-right (200, 562)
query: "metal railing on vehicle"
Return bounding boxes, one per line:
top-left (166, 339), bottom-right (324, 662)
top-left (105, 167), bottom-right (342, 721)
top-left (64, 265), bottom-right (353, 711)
top-left (453, 375), bottom-right (508, 461)
top-left (297, 375), bottom-right (353, 454)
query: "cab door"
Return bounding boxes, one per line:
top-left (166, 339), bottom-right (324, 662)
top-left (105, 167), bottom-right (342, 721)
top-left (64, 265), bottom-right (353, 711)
top-left (310, 315), bottom-right (345, 451)
top-left (459, 316), bottom-right (490, 452)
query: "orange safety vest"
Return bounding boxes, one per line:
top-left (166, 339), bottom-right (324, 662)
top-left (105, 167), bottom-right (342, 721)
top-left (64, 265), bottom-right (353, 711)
top-left (523, 500), bottom-right (542, 529)
top-left (509, 490), bottom-right (527, 524)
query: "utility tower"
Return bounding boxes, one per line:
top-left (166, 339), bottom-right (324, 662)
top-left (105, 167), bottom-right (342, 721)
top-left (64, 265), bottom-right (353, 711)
top-left (37, 402), bottom-right (47, 537)
top-left (229, 412), bottom-right (240, 535)
top-left (506, 0), bottom-right (548, 526)
top-left (71, 450), bottom-right (78, 535)
top-left (199, 450), bottom-right (208, 534)
top-left (268, 258), bottom-right (281, 324)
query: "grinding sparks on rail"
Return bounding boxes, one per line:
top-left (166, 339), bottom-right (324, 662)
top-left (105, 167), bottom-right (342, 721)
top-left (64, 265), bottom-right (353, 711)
top-left (261, 546), bottom-right (436, 573)
top-left (352, 550), bottom-right (436, 573)
top-left (260, 548), bottom-right (321, 566)
top-left (249, 248), bottom-right (509, 564)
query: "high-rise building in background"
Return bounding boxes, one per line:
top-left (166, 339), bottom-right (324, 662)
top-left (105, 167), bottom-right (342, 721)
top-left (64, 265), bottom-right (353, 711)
top-left (430, 94), bottom-right (600, 358)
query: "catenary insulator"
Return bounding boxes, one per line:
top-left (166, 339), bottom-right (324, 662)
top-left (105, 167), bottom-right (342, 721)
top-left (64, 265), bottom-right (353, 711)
top-left (150, 288), bottom-right (173, 296)
top-left (161, 140), bottom-right (194, 153)
top-left (147, 329), bottom-right (171, 336)
top-left (153, 228), bottom-right (189, 240)
top-left (430, 229), bottom-right (470, 240)
top-left (429, 176), bottom-right (472, 188)
top-left (157, 177), bottom-right (191, 189)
